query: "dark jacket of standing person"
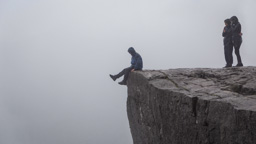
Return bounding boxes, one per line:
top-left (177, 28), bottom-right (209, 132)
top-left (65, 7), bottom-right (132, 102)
top-left (222, 19), bottom-right (233, 68)
top-left (230, 16), bottom-right (243, 66)
top-left (222, 19), bottom-right (233, 46)
top-left (128, 47), bottom-right (143, 70)
top-left (230, 16), bottom-right (242, 43)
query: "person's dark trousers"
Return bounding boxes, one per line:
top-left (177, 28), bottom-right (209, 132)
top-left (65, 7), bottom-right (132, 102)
top-left (115, 67), bottom-right (134, 83)
top-left (233, 36), bottom-right (243, 65)
top-left (224, 44), bottom-right (233, 66)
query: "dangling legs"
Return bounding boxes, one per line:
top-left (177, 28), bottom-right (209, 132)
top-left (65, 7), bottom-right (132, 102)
top-left (110, 68), bottom-right (126, 81)
top-left (118, 67), bottom-right (133, 85)
top-left (110, 67), bottom-right (133, 85)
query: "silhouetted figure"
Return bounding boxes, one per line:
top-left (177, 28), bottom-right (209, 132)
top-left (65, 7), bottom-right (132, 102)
top-left (110, 47), bottom-right (143, 85)
top-left (230, 16), bottom-right (243, 67)
top-left (222, 19), bottom-right (233, 68)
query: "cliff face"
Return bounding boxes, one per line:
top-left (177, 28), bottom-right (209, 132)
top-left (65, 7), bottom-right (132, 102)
top-left (127, 67), bottom-right (256, 144)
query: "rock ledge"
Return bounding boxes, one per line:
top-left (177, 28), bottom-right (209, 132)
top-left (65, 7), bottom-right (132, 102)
top-left (127, 67), bottom-right (256, 144)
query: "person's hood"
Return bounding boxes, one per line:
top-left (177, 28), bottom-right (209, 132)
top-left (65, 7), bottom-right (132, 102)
top-left (224, 19), bottom-right (231, 26)
top-left (128, 47), bottom-right (136, 56)
top-left (230, 16), bottom-right (239, 24)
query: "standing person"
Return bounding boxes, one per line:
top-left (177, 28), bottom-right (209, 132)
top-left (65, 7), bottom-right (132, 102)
top-left (222, 19), bottom-right (233, 68)
top-left (109, 47), bottom-right (143, 85)
top-left (230, 16), bottom-right (243, 67)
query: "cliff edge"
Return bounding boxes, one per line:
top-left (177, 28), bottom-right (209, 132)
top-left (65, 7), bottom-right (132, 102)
top-left (127, 67), bottom-right (256, 144)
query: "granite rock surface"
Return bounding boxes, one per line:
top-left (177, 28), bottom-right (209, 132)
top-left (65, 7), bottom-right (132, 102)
top-left (127, 67), bottom-right (256, 144)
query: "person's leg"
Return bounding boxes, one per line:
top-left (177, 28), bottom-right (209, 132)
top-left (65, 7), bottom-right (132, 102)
top-left (227, 44), bottom-right (233, 66)
top-left (224, 46), bottom-right (229, 67)
top-left (119, 67), bottom-right (133, 85)
top-left (110, 67), bottom-right (131, 81)
top-left (224, 44), bottom-right (233, 67)
top-left (234, 40), bottom-right (243, 66)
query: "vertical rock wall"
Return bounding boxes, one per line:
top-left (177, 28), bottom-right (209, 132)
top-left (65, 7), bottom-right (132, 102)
top-left (127, 67), bottom-right (256, 144)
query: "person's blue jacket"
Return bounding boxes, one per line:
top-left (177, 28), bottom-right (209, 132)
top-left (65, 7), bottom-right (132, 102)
top-left (230, 16), bottom-right (242, 44)
top-left (222, 19), bottom-right (233, 46)
top-left (128, 47), bottom-right (143, 70)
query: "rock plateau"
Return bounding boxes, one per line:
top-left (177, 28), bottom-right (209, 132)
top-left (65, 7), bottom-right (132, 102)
top-left (127, 67), bottom-right (256, 144)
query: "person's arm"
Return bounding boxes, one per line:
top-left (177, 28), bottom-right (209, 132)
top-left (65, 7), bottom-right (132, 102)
top-left (130, 57), bottom-right (135, 68)
top-left (232, 23), bottom-right (241, 34)
top-left (134, 55), bottom-right (142, 70)
top-left (222, 27), bottom-right (227, 37)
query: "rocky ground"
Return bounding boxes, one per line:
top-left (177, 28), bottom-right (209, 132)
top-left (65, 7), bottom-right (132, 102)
top-left (127, 66), bottom-right (256, 144)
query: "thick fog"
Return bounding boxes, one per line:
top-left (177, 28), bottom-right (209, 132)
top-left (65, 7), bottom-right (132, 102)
top-left (1, 0), bottom-right (256, 144)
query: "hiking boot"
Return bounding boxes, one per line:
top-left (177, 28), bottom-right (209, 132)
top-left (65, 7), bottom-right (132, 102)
top-left (223, 65), bottom-right (232, 68)
top-left (109, 74), bottom-right (117, 81)
top-left (236, 63), bottom-right (243, 67)
top-left (118, 81), bottom-right (127, 85)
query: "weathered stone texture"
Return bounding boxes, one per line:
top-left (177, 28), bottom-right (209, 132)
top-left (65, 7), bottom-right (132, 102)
top-left (127, 67), bottom-right (256, 144)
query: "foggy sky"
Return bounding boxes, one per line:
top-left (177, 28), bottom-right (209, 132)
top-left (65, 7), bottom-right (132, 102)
top-left (1, 0), bottom-right (256, 144)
